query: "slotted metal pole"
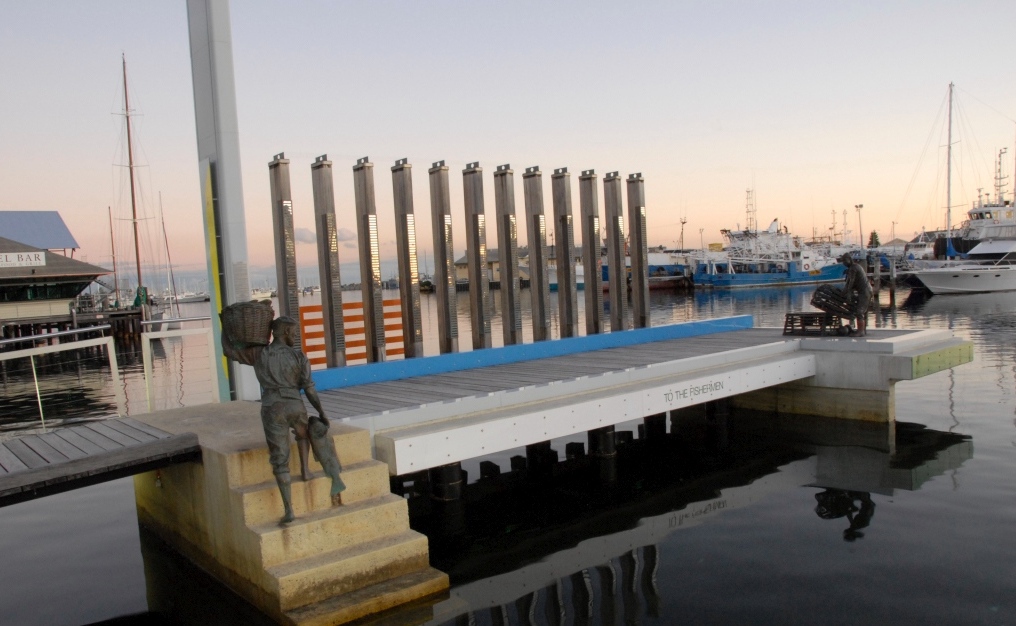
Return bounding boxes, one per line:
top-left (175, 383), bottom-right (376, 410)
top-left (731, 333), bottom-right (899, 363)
top-left (392, 158), bottom-right (423, 358)
top-left (494, 163), bottom-right (522, 346)
top-left (30, 355), bottom-right (45, 430)
top-left (627, 172), bottom-right (649, 329)
top-left (353, 156), bottom-right (386, 362)
top-left (552, 167), bottom-right (579, 338)
top-left (523, 166), bottom-right (551, 342)
top-left (463, 162), bottom-right (492, 349)
top-left (428, 161), bottom-right (459, 354)
top-left (579, 170), bottom-right (604, 335)
top-left (268, 153), bottom-right (300, 339)
top-left (311, 154), bottom-right (346, 367)
top-left (603, 171), bottom-right (627, 331)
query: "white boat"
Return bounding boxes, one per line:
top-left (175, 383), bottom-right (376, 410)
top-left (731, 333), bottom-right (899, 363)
top-left (548, 262), bottom-right (585, 292)
top-left (912, 240), bottom-right (1016, 294)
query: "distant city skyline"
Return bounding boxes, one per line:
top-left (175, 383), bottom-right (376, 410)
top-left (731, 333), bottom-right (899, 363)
top-left (3, 1), bottom-right (1015, 280)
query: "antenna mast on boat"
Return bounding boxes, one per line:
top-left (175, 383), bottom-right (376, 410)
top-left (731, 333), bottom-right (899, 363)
top-left (995, 148), bottom-right (1008, 204)
top-left (946, 82), bottom-right (954, 253)
top-left (122, 54), bottom-right (143, 292)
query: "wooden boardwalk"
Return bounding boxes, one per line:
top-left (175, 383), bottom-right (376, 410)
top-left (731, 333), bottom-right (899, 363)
top-left (0, 417), bottom-right (200, 506)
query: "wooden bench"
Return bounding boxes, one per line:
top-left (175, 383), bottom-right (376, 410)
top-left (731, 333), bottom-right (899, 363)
top-left (783, 312), bottom-right (845, 336)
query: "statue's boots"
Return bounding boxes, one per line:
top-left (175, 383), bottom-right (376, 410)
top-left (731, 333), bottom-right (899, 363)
top-left (276, 472), bottom-right (295, 525)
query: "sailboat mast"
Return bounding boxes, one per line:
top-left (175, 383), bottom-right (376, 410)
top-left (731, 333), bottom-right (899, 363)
top-left (946, 82), bottom-right (953, 245)
top-left (160, 192), bottom-right (181, 317)
top-left (123, 54), bottom-right (143, 291)
top-left (108, 206), bottom-right (121, 304)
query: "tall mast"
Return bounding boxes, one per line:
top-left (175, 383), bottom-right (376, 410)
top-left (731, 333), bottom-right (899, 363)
top-left (123, 54), bottom-right (143, 292)
top-left (108, 206), bottom-right (121, 305)
top-left (946, 82), bottom-right (953, 246)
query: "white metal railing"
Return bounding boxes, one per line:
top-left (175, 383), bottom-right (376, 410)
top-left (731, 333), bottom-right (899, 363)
top-left (140, 316), bottom-right (219, 413)
top-left (0, 326), bottom-right (124, 429)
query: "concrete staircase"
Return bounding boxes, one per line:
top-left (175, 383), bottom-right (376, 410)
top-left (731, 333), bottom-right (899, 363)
top-left (134, 402), bottom-right (448, 626)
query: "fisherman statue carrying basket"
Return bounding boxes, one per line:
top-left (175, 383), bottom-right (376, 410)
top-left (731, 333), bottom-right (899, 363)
top-left (220, 300), bottom-right (345, 525)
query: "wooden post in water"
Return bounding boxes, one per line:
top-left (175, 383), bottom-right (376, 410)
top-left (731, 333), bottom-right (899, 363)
top-left (268, 153), bottom-right (301, 339)
top-left (463, 162), bottom-right (492, 350)
top-left (493, 164), bottom-right (523, 346)
top-left (310, 154), bottom-right (346, 368)
top-left (428, 161), bottom-right (459, 354)
top-left (391, 158), bottom-right (423, 358)
top-left (523, 166), bottom-right (552, 342)
top-left (603, 172), bottom-right (627, 332)
top-left (579, 170), bottom-right (604, 335)
top-left (352, 157), bottom-right (386, 363)
top-left (627, 173), bottom-right (649, 329)
top-left (552, 167), bottom-right (579, 338)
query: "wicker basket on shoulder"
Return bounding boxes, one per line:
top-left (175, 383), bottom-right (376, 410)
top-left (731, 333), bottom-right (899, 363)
top-left (220, 300), bottom-right (274, 348)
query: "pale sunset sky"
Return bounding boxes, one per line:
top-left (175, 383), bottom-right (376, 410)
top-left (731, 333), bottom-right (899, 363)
top-left (2, 1), bottom-right (1015, 281)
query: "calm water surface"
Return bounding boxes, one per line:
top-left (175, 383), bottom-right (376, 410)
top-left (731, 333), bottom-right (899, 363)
top-left (1, 287), bottom-right (1014, 625)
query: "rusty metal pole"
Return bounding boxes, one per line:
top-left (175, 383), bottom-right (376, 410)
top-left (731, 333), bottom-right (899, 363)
top-left (268, 153), bottom-right (300, 339)
top-left (428, 161), bottom-right (459, 354)
top-left (494, 164), bottom-right (522, 346)
top-left (579, 170), bottom-right (604, 335)
top-left (603, 171), bottom-right (627, 331)
top-left (551, 167), bottom-right (579, 338)
top-left (310, 154), bottom-right (345, 367)
top-left (523, 166), bottom-right (551, 342)
top-left (352, 156), bottom-right (386, 362)
top-left (391, 158), bottom-right (423, 358)
top-left (463, 162), bottom-right (492, 350)
top-left (627, 172), bottom-right (649, 329)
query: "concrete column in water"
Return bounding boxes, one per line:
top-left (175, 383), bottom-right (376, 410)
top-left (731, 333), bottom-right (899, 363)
top-left (187, 0), bottom-right (256, 400)
top-left (551, 167), bottom-right (579, 338)
top-left (268, 153), bottom-right (301, 339)
top-left (352, 157), bottom-right (386, 362)
top-left (494, 163), bottom-right (523, 346)
top-left (523, 166), bottom-right (551, 342)
top-left (627, 172), bottom-right (649, 329)
top-left (310, 154), bottom-right (345, 367)
top-left (391, 158), bottom-right (423, 358)
top-left (579, 170), bottom-right (604, 335)
top-left (603, 171), bottom-right (628, 332)
top-left (463, 162), bottom-right (492, 350)
top-left (428, 161), bottom-right (459, 354)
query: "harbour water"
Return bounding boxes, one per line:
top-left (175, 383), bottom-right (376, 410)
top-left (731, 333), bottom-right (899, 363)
top-left (1, 287), bottom-right (1014, 625)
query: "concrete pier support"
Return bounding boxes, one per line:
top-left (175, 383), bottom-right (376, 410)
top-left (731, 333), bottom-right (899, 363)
top-left (310, 155), bottom-right (346, 368)
top-left (551, 168), bottom-right (579, 338)
top-left (428, 462), bottom-right (464, 501)
top-left (588, 425), bottom-right (616, 457)
top-left (493, 164), bottom-right (523, 346)
top-left (603, 172), bottom-right (627, 332)
top-left (579, 170), bottom-right (604, 335)
top-left (268, 153), bottom-right (301, 335)
top-left (391, 159), bottom-right (423, 358)
top-left (428, 161), bottom-right (459, 354)
top-left (626, 173), bottom-right (649, 329)
top-left (523, 166), bottom-right (552, 342)
top-left (463, 162), bottom-right (492, 350)
top-left (352, 157), bottom-right (386, 363)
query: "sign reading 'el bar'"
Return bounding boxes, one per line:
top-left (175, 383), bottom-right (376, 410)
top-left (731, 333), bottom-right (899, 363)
top-left (0, 251), bottom-right (46, 268)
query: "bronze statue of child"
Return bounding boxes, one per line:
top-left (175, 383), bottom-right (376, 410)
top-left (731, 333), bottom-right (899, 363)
top-left (221, 313), bottom-right (345, 525)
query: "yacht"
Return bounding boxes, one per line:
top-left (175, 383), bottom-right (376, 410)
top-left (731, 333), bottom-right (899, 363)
top-left (911, 239), bottom-right (1016, 294)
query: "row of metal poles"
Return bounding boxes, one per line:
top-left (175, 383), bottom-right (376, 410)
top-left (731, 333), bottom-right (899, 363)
top-left (267, 154), bottom-right (651, 367)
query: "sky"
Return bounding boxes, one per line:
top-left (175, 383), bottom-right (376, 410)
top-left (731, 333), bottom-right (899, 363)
top-left (2, 1), bottom-right (1016, 287)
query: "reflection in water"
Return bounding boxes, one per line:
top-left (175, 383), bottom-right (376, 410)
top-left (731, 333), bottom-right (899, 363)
top-left (814, 489), bottom-right (875, 542)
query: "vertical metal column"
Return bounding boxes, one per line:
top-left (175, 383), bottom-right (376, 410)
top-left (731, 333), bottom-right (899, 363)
top-left (523, 166), bottom-right (551, 342)
top-left (627, 172), bottom-right (649, 329)
top-left (603, 171), bottom-right (627, 331)
top-left (267, 153), bottom-right (300, 336)
top-left (551, 167), bottom-right (579, 338)
top-left (494, 163), bottom-right (522, 346)
top-left (352, 157), bottom-right (386, 362)
top-left (463, 162), bottom-right (492, 349)
top-left (579, 170), bottom-right (604, 334)
top-left (391, 158), bottom-right (423, 358)
top-left (428, 161), bottom-right (459, 354)
top-left (310, 155), bottom-right (345, 367)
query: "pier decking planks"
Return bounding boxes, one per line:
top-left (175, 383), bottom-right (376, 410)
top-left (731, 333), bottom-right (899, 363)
top-left (0, 418), bottom-right (200, 506)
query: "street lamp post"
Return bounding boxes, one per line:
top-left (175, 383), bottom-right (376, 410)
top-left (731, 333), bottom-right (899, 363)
top-left (855, 204), bottom-right (864, 247)
top-left (699, 228), bottom-right (705, 252)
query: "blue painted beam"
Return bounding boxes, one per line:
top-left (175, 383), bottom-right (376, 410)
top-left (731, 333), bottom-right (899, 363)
top-left (312, 315), bottom-right (754, 391)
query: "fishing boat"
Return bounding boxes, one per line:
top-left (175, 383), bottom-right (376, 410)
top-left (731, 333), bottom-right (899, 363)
top-left (548, 263), bottom-right (585, 292)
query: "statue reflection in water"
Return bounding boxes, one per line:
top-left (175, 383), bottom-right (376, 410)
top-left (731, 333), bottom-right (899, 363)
top-left (814, 489), bottom-right (875, 542)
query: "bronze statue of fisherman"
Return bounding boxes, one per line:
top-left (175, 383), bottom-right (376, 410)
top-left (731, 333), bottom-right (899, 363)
top-left (221, 311), bottom-right (344, 525)
top-left (840, 253), bottom-right (872, 336)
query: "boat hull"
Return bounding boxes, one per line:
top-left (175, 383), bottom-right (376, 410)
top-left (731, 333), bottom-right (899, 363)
top-left (913, 266), bottom-right (1016, 294)
top-left (694, 264), bottom-right (846, 289)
